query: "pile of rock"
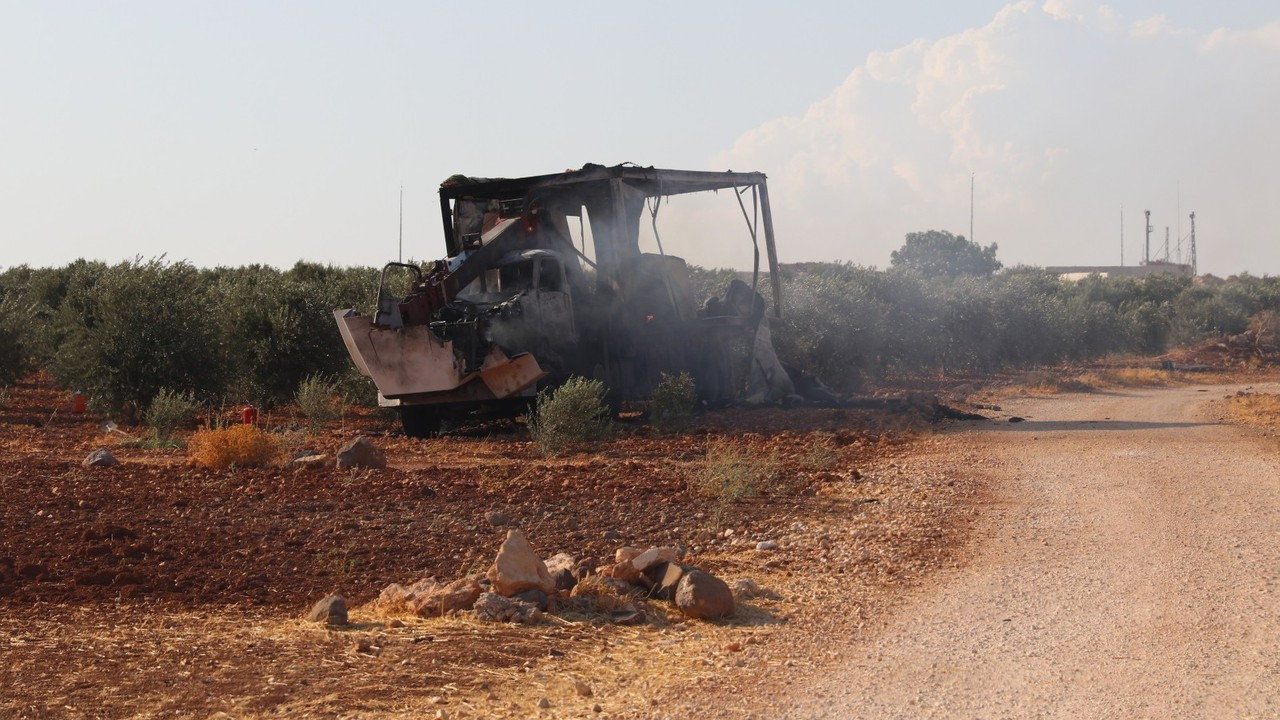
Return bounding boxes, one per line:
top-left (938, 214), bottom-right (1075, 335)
top-left (327, 528), bottom-right (739, 627)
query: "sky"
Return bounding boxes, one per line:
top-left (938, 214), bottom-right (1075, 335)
top-left (2, 1), bottom-right (1278, 276)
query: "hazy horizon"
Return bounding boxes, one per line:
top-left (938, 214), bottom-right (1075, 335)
top-left (3, 1), bottom-right (1277, 276)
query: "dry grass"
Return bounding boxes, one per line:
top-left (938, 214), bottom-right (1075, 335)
top-left (1224, 392), bottom-right (1280, 429)
top-left (997, 368), bottom-right (1177, 397)
top-left (694, 437), bottom-right (784, 503)
top-left (187, 423), bottom-right (279, 468)
top-left (1073, 368), bottom-right (1174, 389)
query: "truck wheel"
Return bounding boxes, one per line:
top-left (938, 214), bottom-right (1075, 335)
top-left (399, 405), bottom-right (441, 439)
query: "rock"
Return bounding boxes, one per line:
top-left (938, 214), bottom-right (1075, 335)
top-left (724, 641), bottom-right (743, 652)
top-left (374, 577), bottom-right (482, 617)
top-left (486, 530), bottom-right (555, 596)
top-left (307, 594), bottom-right (349, 626)
top-left (631, 546), bottom-right (678, 572)
top-left (550, 567), bottom-right (576, 592)
top-left (614, 546), bottom-right (642, 564)
top-left (646, 562), bottom-right (685, 601)
top-left (593, 704), bottom-right (603, 714)
top-left (83, 449), bottom-right (119, 468)
top-left (731, 578), bottom-right (780, 600)
top-left (485, 510), bottom-right (511, 527)
top-left (514, 588), bottom-right (550, 611)
top-left (675, 570), bottom-right (735, 620)
top-left (602, 529), bottom-right (622, 540)
top-left (472, 591), bottom-right (543, 624)
top-left (573, 680), bottom-right (593, 697)
top-left (336, 436), bottom-right (386, 469)
top-left (544, 552), bottom-right (578, 591)
top-left (1008, 416), bottom-right (1026, 423)
top-left (755, 540), bottom-right (779, 551)
top-left (537, 698), bottom-right (551, 709)
top-left (603, 559), bottom-right (642, 585)
top-left (290, 452), bottom-right (328, 468)
top-left (387, 619), bottom-right (405, 629)
top-left (544, 552), bottom-right (576, 575)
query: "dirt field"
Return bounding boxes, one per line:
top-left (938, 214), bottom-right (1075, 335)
top-left (0, 378), bottom-right (980, 719)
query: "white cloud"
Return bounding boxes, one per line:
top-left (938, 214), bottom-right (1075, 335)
top-left (1201, 19), bottom-right (1280, 53)
top-left (692, 1), bottom-right (1280, 275)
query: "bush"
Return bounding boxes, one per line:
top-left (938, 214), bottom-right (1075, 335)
top-left (188, 424), bottom-right (278, 469)
top-left (143, 387), bottom-right (201, 442)
top-left (295, 373), bottom-right (344, 429)
top-left (51, 259), bottom-right (224, 413)
top-left (694, 437), bottom-right (783, 502)
top-left (649, 372), bottom-right (697, 434)
top-left (0, 295), bottom-right (35, 386)
top-left (528, 376), bottom-right (612, 455)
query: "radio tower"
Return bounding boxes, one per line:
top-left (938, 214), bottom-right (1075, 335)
top-left (1143, 210), bottom-right (1152, 265)
top-left (1188, 212), bottom-right (1197, 276)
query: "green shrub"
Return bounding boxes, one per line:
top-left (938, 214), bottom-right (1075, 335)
top-left (51, 258), bottom-right (225, 413)
top-left (295, 373), bottom-right (344, 429)
top-left (528, 376), bottom-right (612, 455)
top-left (649, 371), bottom-right (697, 434)
top-left (0, 386), bottom-right (10, 409)
top-left (144, 387), bottom-right (201, 440)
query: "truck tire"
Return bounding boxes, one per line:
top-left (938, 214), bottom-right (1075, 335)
top-left (399, 405), bottom-right (442, 439)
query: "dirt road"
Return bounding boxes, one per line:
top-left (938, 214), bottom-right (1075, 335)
top-left (788, 384), bottom-right (1280, 718)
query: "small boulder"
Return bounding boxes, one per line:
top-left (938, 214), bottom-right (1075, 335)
top-left (614, 546), bottom-right (642, 564)
top-left (307, 594), bottom-right (349, 626)
top-left (603, 559), bottom-right (642, 585)
top-left (755, 540), bottom-right (779, 551)
top-left (544, 553), bottom-right (578, 591)
top-left (514, 588), bottom-right (551, 611)
top-left (631, 546), bottom-right (678, 573)
top-left (485, 510), bottom-right (511, 527)
top-left (675, 570), bottom-right (735, 620)
top-left (290, 449), bottom-right (327, 468)
top-left (731, 578), bottom-right (781, 600)
top-left (336, 437), bottom-right (386, 469)
top-left (645, 562), bottom-right (685, 601)
top-left (486, 530), bottom-right (554, 596)
top-left (544, 552), bottom-right (576, 575)
top-left (472, 591), bottom-right (543, 624)
top-left (373, 577), bottom-right (483, 617)
top-left (83, 449), bottom-right (119, 468)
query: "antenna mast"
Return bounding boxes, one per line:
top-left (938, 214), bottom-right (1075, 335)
top-left (969, 172), bottom-right (974, 243)
top-left (398, 185), bottom-right (404, 263)
top-left (1143, 210), bottom-right (1152, 265)
top-left (1120, 205), bottom-right (1124, 266)
top-left (1189, 211), bottom-right (1197, 276)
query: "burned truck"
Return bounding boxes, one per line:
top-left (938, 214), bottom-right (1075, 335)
top-left (335, 163), bottom-right (795, 437)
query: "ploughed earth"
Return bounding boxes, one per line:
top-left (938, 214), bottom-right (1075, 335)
top-left (0, 376), bottom-right (984, 719)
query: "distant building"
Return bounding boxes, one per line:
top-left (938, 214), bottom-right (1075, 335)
top-left (1045, 261), bottom-right (1194, 281)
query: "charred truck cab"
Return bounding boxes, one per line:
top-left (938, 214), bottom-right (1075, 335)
top-left (336, 163), bottom-right (795, 437)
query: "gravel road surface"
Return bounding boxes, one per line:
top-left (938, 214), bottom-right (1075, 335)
top-left (788, 384), bottom-right (1280, 719)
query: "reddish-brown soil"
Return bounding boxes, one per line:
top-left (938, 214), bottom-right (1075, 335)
top-left (0, 378), bottom-right (898, 611)
top-left (0, 375), bottom-right (970, 719)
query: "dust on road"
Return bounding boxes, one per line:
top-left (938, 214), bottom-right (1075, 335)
top-left (789, 384), bottom-right (1280, 718)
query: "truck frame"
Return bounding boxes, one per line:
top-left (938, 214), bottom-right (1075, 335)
top-left (335, 163), bottom-right (795, 437)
